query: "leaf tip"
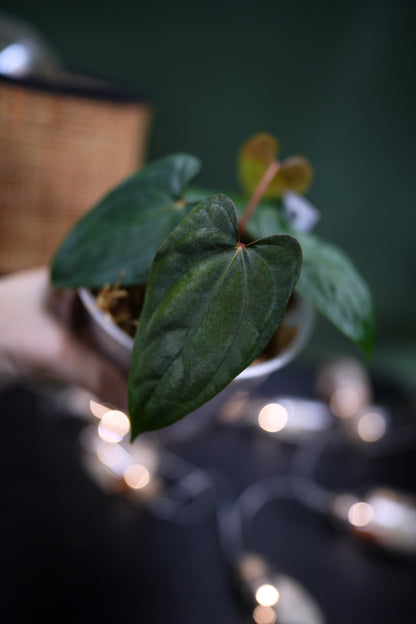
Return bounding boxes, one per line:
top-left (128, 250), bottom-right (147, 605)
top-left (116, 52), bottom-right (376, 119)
top-left (128, 415), bottom-right (147, 441)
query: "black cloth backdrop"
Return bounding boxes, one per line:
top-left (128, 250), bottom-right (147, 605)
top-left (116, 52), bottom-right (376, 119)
top-left (1, 365), bottom-right (415, 623)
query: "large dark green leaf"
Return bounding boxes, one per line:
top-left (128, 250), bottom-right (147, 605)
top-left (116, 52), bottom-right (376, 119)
top-left (51, 154), bottom-right (201, 287)
top-left (232, 198), bottom-right (375, 357)
top-left (128, 194), bottom-right (302, 437)
top-left (294, 231), bottom-right (375, 359)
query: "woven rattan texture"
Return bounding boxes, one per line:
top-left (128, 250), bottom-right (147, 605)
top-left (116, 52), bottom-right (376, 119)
top-left (0, 81), bottom-right (151, 273)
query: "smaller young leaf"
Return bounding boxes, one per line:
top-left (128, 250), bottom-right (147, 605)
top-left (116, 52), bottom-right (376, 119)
top-left (51, 154), bottom-right (201, 288)
top-left (238, 133), bottom-right (313, 198)
top-left (238, 133), bottom-right (280, 196)
top-left (269, 156), bottom-right (314, 197)
top-left (128, 194), bottom-right (302, 438)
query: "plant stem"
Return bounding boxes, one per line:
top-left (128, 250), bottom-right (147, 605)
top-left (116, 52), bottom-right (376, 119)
top-left (238, 160), bottom-right (281, 239)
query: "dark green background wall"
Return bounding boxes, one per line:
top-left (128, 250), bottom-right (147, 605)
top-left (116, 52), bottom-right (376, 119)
top-left (2, 0), bottom-right (415, 389)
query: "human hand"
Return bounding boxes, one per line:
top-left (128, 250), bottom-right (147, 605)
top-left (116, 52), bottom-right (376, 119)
top-left (0, 267), bottom-right (128, 408)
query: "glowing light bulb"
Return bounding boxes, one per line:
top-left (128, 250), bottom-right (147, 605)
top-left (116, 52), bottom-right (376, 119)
top-left (330, 386), bottom-right (363, 418)
top-left (98, 410), bottom-right (130, 443)
top-left (236, 553), bottom-right (325, 624)
top-left (316, 357), bottom-right (371, 419)
top-left (89, 399), bottom-right (111, 419)
top-left (258, 403), bottom-right (288, 432)
top-left (357, 409), bottom-right (387, 442)
top-left (124, 464), bottom-right (151, 490)
top-left (252, 605), bottom-right (277, 624)
top-left (348, 501), bottom-right (374, 527)
top-left (361, 489), bottom-right (416, 553)
top-left (255, 584), bottom-right (280, 607)
top-left (332, 489), bottom-right (416, 555)
top-left (96, 442), bottom-right (132, 476)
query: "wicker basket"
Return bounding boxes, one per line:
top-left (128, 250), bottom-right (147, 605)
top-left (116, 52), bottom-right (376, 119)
top-left (0, 73), bottom-right (151, 273)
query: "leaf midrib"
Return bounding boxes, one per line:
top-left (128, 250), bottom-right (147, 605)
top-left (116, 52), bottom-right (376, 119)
top-left (140, 245), bottom-right (244, 411)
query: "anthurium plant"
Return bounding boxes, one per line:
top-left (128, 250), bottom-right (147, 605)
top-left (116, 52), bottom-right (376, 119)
top-left (51, 133), bottom-right (375, 439)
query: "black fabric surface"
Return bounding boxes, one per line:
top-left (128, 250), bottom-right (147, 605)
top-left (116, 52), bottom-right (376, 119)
top-left (1, 366), bottom-right (415, 623)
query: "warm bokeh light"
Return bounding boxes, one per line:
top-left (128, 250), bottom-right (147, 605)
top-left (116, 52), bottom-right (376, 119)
top-left (357, 410), bottom-right (387, 442)
top-left (348, 501), bottom-right (374, 527)
top-left (96, 442), bottom-right (132, 476)
top-left (317, 358), bottom-right (371, 419)
top-left (255, 584), bottom-right (280, 607)
top-left (98, 410), bottom-right (130, 443)
top-left (89, 399), bottom-right (111, 420)
top-left (124, 464), bottom-right (151, 490)
top-left (330, 387), bottom-right (363, 418)
top-left (252, 605), bottom-right (277, 624)
top-left (258, 403), bottom-right (288, 433)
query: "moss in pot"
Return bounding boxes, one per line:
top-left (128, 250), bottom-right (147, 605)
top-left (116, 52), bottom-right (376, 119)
top-left (78, 282), bottom-right (313, 367)
top-left (51, 133), bottom-right (375, 439)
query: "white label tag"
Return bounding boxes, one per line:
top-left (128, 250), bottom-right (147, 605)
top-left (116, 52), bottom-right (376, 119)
top-left (282, 192), bottom-right (320, 232)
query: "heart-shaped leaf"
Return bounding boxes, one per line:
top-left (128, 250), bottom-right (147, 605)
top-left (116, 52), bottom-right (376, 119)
top-left (51, 154), bottom-right (201, 288)
top-left (270, 156), bottom-right (314, 198)
top-left (231, 197), bottom-right (375, 358)
top-left (128, 194), bottom-right (302, 437)
top-left (238, 133), bottom-right (280, 196)
top-left (238, 133), bottom-right (313, 198)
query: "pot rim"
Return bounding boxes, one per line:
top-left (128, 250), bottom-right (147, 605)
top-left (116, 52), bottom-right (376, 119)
top-left (79, 287), bottom-right (134, 351)
top-left (78, 287), bottom-right (315, 380)
top-left (237, 293), bottom-right (315, 379)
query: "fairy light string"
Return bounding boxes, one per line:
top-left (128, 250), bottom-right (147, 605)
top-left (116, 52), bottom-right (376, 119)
top-left (76, 356), bottom-right (416, 623)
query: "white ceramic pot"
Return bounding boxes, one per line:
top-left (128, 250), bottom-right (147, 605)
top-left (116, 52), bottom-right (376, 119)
top-left (79, 287), bottom-right (134, 371)
top-left (79, 287), bottom-right (315, 384)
